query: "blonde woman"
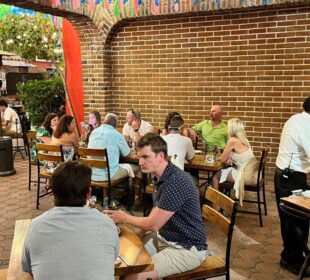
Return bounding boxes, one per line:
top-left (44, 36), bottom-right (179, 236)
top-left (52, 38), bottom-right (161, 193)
top-left (212, 118), bottom-right (258, 205)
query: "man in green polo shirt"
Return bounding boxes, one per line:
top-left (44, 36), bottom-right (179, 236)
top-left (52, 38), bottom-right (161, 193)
top-left (189, 105), bottom-right (228, 151)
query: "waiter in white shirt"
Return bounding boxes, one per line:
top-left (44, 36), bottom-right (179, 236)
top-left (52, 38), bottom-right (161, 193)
top-left (0, 99), bottom-right (21, 138)
top-left (274, 96), bottom-right (310, 275)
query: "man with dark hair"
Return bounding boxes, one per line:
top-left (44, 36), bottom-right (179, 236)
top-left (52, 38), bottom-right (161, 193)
top-left (161, 115), bottom-right (195, 170)
top-left (22, 161), bottom-right (119, 280)
top-left (105, 133), bottom-right (207, 280)
top-left (0, 99), bottom-right (21, 138)
top-left (274, 96), bottom-right (310, 275)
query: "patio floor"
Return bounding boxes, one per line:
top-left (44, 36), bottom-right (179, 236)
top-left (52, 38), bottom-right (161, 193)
top-left (0, 155), bottom-right (308, 279)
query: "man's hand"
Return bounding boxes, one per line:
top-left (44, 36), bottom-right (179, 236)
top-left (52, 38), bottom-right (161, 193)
top-left (188, 128), bottom-right (197, 142)
top-left (226, 157), bottom-right (234, 166)
top-left (131, 119), bottom-right (140, 131)
top-left (104, 209), bottom-right (128, 224)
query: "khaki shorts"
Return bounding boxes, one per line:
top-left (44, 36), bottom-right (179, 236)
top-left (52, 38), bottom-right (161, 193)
top-left (143, 232), bottom-right (206, 278)
top-left (111, 166), bottom-right (128, 180)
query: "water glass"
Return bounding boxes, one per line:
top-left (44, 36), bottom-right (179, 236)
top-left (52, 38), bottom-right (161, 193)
top-left (89, 195), bottom-right (97, 208)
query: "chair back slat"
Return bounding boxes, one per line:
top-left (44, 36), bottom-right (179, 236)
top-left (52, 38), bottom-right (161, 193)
top-left (35, 143), bottom-right (64, 163)
top-left (78, 147), bottom-right (107, 157)
top-left (77, 147), bottom-right (110, 178)
top-left (79, 157), bottom-right (108, 169)
top-left (26, 131), bottom-right (36, 141)
top-left (205, 186), bottom-right (235, 217)
top-left (36, 143), bottom-right (62, 153)
top-left (37, 152), bottom-right (63, 163)
top-left (202, 205), bottom-right (230, 235)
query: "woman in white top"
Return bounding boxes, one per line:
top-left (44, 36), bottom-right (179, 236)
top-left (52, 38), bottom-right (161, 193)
top-left (212, 118), bottom-right (258, 206)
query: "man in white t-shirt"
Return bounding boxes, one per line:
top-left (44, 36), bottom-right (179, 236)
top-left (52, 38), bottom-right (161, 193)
top-left (162, 115), bottom-right (195, 170)
top-left (123, 109), bottom-right (153, 145)
top-left (0, 99), bottom-right (21, 138)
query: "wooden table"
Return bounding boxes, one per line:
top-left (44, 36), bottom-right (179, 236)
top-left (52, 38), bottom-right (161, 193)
top-left (121, 152), bottom-right (224, 173)
top-left (280, 196), bottom-right (310, 280)
top-left (281, 196), bottom-right (310, 215)
top-left (7, 219), bottom-right (153, 279)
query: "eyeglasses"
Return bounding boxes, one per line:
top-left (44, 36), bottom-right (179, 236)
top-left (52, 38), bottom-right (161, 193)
top-left (131, 109), bottom-right (136, 118)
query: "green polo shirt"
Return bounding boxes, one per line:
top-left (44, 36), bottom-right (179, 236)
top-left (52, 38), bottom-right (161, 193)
top-left (193, 120), bottom-right (228, 150)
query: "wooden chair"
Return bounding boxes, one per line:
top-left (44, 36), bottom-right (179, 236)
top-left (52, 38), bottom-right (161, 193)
top-left (152, 127), bottom-right (160, 135)
top-left (77, 147), bottom-right (130, 208)
top-left (143, 181), bottom-right (154, 216)
top-left (220, 146), bottom-right (269, 227)
top-left (164, 187), bottom-right (238, 280)
top-left (36, 143), bottom-right (64, 209)
top-left (25, 131), bottom-right (37, 191)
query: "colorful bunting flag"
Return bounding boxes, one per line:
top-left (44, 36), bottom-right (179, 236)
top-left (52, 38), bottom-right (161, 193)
top-left (114, 0), bottom-right (120, 15)
top-left (173, 0), bottom-right (179, 12)
top-left (134, 0), bottom-right (139, 15)
top-left (151, 0), bottom-right (159, 14)
top-left (88, 0), bottom-right (96, 10)
top-left (95, 0), bottom-right (101, 4)
top-left (72, 0), bottom-right (81, 9)
top-left (104, 0), bottom-right (109, 9)
top-left (52, 0), bottom-right (61, 7)
top-left (118, 0), bottom-right (124, 13)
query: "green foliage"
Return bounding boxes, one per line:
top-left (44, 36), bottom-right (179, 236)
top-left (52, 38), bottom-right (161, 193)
top-left (18, 77), bottom-right (65, 127)
top-left (0, 13), bottom-right (62, 61)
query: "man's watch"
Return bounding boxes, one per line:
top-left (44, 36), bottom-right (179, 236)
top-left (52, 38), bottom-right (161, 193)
top-left (134, 128), bottom-right (139, 132)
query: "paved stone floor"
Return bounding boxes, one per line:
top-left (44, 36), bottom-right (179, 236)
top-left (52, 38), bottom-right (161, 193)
top-left (0, 155), bottom-right (309, 279)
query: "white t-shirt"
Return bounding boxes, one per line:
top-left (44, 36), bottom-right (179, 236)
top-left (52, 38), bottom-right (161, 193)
top-left (276, 111), bottom-right (310, 173)
top-left (2, 107), bottom-right (21, 133)
top-left (122, 119), bottom-right (153, 140)
top-left (162, 133), bottom-right (195, 170)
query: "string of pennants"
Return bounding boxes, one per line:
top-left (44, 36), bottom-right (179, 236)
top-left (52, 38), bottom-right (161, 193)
top-left (51, 0), bottom-right (272, 16)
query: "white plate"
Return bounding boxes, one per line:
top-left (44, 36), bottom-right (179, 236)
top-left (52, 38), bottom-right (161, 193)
top-left (302, 190), bottom-right (310, 198)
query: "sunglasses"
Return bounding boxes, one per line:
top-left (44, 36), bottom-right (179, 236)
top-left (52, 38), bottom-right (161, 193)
top-left (131, 109), bottom-right (136, 118)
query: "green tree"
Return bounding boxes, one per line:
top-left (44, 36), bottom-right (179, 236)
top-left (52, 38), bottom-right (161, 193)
top-left (0, 13), bottom-right (61, 61)
top-left (17, 77), bottom-right (65, 127)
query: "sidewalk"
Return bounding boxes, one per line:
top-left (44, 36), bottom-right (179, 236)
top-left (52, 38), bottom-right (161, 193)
top-left (0, 156), bottom-right (307, 279)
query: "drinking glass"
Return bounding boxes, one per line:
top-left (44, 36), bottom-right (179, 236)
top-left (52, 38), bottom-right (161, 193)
top-left (89, 195), bottom-right (97, 208)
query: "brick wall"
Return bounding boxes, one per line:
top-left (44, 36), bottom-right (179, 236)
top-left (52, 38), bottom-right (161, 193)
top-left (108, 6), bottom-right (310, 185)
